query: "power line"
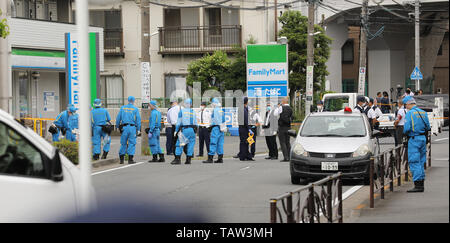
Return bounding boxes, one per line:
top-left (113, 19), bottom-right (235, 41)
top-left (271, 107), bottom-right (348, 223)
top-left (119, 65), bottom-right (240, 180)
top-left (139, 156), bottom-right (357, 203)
top-left (147, 0), bottom-right (306, 11)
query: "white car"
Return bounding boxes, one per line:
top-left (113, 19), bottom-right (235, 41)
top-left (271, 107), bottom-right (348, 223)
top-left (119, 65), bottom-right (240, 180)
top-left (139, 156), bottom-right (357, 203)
top-left (0, 109), bottom-right (96, 222)
top-left (290, 109), bottom-right (380, 185)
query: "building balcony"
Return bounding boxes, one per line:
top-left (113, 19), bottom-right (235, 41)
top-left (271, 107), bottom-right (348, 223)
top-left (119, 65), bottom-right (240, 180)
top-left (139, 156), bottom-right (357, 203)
top-left (104, 28), bottom-right (125, 57)
top-left (158, 25), bottom-right (242, 55)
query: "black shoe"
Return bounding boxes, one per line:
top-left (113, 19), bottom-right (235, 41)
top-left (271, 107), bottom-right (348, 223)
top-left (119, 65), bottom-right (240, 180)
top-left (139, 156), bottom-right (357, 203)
top-left (171, 155), bottom-right (181, 165)
top-left (128, 155), bottom-right (135, 164)
top-left (101, 151), bottom-right (108, 160)
top-left (185, 156), bottom-right (192, 165)
top-left (407, 181), bottom-right (424, 193)
top-left (203, 155), bottom-right (214, 163)
top-left (93, 154), bottom-right (100, 161)
top-left (197, 154), bottom-right (203, 157)
top-left (280, 159), bottom-right (290, 162)
top-left (265, 156), bottom-right (272, 160)
top-left (214, 155), bottom-right (223, 163)
top-left (167, 153), bottom-right (174, 156)
top-left (158, 154), bottom-right (165, 162)
top-left (233, 155), bottom-right (239, 159)
top-left (271, 157), bottom-right (278, 160)
top-left (148, 155), bottom-right (159, 162)
top-left (119, 155), bottom-right (125, 164)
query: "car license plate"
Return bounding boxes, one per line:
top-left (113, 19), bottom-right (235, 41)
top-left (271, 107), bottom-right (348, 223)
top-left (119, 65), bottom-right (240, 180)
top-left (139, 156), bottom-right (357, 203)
top-left (321, 162), bottom-right (338, 171)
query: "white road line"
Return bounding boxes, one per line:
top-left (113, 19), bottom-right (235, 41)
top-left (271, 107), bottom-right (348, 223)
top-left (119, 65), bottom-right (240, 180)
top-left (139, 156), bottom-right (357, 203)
top-left (92, 162), bottom-right (144, 176)
top-left (240, 166), bottom-right (251, 171)
top-left (342, 185), bottom-right (363, 201)
top-left (434, 137), bottom-right (449, 142)
top-left (435, 158), bottom-right (449, 161)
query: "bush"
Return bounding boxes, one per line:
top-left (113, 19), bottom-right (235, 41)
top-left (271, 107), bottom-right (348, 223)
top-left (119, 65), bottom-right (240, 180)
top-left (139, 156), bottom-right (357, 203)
top-left (53, 139), bottom-right (78, 164)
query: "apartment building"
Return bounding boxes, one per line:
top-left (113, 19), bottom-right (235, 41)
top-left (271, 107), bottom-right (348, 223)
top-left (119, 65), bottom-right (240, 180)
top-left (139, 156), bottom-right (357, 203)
top-left (8, 0), bottom-right (104, 119)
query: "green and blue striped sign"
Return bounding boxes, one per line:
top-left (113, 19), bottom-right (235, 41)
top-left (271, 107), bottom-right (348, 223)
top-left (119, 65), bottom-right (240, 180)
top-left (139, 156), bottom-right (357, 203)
top-left (246, 44), bottom-right (288, 98)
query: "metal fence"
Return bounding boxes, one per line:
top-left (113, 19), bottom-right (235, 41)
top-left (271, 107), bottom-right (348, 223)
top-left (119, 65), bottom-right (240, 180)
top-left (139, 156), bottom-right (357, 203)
top-left (270, 173), bottom-right (343, 223)
top-left (369, 133), bottom-right (432, 208)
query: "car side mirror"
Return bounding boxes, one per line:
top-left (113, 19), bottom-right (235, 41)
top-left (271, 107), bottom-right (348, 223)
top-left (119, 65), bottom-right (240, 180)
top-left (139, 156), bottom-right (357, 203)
top-left (50, 148), bottom-right (64, 182)
top-left (287, 129), bottom-right (297, 137)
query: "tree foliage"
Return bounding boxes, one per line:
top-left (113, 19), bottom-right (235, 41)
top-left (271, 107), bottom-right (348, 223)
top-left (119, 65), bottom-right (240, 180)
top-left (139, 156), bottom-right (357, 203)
top-left (186, 36), bottom-right (257, 94)
top-left (0, 9), bottom-right (10, 39)
top-left (278, 10), bottom-right (332, 97)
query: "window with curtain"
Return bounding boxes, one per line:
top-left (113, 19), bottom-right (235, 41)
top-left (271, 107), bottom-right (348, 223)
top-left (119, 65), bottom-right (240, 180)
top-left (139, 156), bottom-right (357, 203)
top-left (342, 40), bottom-right (354, 64)
top-left (100, 75), bottom-right (123, 108)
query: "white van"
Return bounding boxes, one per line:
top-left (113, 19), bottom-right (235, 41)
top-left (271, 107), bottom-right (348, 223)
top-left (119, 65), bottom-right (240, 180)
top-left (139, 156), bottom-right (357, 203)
top-left (0, 109), bottom-right (96, 222)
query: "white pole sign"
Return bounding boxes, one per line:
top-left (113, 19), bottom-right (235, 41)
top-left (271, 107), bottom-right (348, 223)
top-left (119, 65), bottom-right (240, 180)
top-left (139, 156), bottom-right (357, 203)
top-left (358, 67), bottom-right (366, 95)
top-left (141, 62), bottom-right (151, 104)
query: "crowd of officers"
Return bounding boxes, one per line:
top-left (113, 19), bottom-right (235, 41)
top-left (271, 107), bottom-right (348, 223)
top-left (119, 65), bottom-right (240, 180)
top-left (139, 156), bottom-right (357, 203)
top-left (49, 95), bottom-right (295, 166)
top-left (351, 89), bottom-right (430, 193)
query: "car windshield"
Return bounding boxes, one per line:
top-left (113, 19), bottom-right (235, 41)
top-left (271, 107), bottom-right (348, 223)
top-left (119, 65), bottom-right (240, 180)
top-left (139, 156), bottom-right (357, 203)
top-left (323, 96), bottom-right (350, 112)
top-left (300, 115), bottom-right (366, 137)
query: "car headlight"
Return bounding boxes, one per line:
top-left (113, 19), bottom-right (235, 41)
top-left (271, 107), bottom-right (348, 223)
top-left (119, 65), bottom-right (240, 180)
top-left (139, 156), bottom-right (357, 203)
top-left (352, 144), bottom-right (370, 157)
top-left (292, 143), bottom-right (308, 156)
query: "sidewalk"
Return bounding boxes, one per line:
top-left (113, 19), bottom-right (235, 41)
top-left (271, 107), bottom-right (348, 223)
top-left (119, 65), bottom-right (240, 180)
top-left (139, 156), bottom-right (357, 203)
top-left (350, 139), bottom-right (449, 223)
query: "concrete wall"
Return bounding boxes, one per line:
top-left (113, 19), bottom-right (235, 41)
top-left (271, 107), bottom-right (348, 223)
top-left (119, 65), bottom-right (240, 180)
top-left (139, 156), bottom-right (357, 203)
top-left (368, 50), bottom-right (390, 98)
top-left (325, 22), bottom-right (348, 92)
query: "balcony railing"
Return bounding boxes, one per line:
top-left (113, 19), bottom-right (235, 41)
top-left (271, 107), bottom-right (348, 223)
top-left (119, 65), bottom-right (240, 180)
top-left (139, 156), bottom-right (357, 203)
top-left (158, 25), bottom-right (242, 54)
top-left (104, 29), bottom-right (124, 57)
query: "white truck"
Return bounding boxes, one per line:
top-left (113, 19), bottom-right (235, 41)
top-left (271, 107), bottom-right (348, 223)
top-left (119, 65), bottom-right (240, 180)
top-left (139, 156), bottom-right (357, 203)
top-left (0, 109), bottom-right (96, 222)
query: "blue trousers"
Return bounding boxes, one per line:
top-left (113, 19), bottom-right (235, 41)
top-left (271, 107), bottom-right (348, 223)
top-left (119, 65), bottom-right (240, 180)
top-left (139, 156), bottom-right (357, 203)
top-left (208, 126), bottom-right (224, 156)
top-left (175, 127), bottom-right (196, 157)
top-left (408, 135), bottom-right (427, 182)
top-left (149, 129), bottom-right (162, 155)
top-left (93, 126), bottom-right (111, 155)
top-left (52, 128), bottom-right (60, 142)
top-left (165, 127), bottom-right (174, 154)
top-left (66, 129), bottom-right (77, 142)
top-left (119, 125), bottom-right (137, 156)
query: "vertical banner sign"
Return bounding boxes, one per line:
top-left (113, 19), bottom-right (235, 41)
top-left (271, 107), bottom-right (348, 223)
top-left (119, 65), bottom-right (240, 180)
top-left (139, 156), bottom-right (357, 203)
top-left (306, 65), bottom-right (314, 99)
top-left (358, 67), bottom-right (366, 95)
top-left (141, 62), bottom-right (151, 107)
top-left (246, 44), bottom-right (288, 98)
top-left (65, 32), bottom-right (100, 109)
top-left (43, 91), bottom-right (55, 112)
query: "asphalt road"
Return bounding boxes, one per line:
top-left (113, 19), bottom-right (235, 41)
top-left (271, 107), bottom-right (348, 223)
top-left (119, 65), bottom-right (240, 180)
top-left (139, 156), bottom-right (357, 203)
top-left (92, 135), bottom-right (399, 222)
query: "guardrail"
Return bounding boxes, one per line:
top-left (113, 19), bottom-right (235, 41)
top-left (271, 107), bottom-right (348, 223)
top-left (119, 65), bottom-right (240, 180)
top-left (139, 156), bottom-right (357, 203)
top-left (369, 132), bottom-right (432, 208)
top-left (270, 172), bottom-right (343, 223)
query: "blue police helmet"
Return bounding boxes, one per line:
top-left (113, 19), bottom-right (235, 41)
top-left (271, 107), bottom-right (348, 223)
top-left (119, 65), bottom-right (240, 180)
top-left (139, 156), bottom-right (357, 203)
top-left (67, 104), bottom-right (74, 110)
top-left (150, 100), bottom-right (157, 107)
top-left (128, 96), bottom-right (135, 103)
top-left (403, 96), bottom-right (416, 105)
top-left (94, 99), bottom-right (102, 107)
top-left (69, 106), bottom-right (78, 113)
top-left (212, 98), bottom-right (220, 104)
top-left (184, 98), bottom-right (192, 105)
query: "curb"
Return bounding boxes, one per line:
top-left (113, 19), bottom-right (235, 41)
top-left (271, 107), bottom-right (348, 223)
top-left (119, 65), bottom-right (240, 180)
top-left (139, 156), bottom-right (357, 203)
top-left (92, 158), bottom-right (120, 168)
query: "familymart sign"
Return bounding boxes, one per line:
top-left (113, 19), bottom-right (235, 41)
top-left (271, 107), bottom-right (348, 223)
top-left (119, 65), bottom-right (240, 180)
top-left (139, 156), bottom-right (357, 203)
top-left (246, 44), bottom-right (288, 98)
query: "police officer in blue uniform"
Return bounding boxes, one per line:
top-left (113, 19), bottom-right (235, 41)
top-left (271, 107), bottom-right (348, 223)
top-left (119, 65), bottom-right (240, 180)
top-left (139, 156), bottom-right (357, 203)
top-left (148, 100), bottom-right (165, 163)
top-left (403, 96), bottom-right (430, 193)
top-left (66, 106), bottom-right (79, 142)
top-left (171, 98), bottom-right (197, 165)
top-left (91, 99), bottom-right (112, 160)
top-left (50, 105), bottom-right (73, 142)
top-left (203, 98), bottom-right (225, 164)
top-left (116, 96), bottom-right (141, 164)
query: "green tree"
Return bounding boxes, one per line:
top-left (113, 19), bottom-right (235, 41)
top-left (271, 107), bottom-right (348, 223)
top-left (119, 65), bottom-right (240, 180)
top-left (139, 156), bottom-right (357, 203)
top-left (278, 10), bottom-right (332, 98)
top-left (0, 9), bottom-right (9, 38)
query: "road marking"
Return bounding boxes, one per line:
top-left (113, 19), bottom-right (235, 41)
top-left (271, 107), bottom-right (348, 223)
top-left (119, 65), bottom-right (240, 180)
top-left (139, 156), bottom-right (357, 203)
top-left (434, 137), bottom-right (449, 142)
top-left (92, 162), bottom-right (144, 176)
top-left (342, 185), bottom-right (363, 201)
top-left (435, 158), bottom-right (449, 161)
top-left (240, 166), bottom-right (251, 171)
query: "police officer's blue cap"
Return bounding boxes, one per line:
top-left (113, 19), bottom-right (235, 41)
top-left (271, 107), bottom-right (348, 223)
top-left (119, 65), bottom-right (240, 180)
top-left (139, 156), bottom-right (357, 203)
top-left (184, 98), bottom-right (192, 105)
top-left (317, 100), bottom-right (323, 105)
top-left (67, 104), bottom-right (74, 110)
top-left (244, 97), bottom-right (248, 104)
top-left (69, 106), bottom-right (77, 113)
top-left (369, 98), bottom-right (374, 104)
top-left (403, 96), bottom-right (416, 105)
top-left (357, 96), bottom-right (366, 103)
top-left (94, 99), bottom-right (102, 107)
top-left (150, 100), bottom-right (157, 106)
top-left (212, 98), bottom-right (220, 104)
top-left (128, 96), bottom-right (135, 102)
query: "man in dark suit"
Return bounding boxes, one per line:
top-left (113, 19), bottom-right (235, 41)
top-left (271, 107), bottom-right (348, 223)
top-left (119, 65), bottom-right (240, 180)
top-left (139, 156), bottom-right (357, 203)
top-left (238, 97), bottom-right (254, 161)
top-left (274, 97), bottom-right (293, 162)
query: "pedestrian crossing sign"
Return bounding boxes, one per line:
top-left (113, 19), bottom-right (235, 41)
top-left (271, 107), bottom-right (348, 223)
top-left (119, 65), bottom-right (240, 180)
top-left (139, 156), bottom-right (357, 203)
top-left (410, 66), bottom-right (423, 80)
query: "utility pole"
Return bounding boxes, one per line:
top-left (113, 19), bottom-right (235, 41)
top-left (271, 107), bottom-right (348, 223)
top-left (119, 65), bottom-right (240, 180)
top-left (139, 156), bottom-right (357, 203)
top-left (274, 0), bottom-right (278, 41)
top-left (415, 0), bottom-right (420, 90)
top-left (305, 0), bottom-right (315, 116)
top-left (0, 0), bottom-right (11, 112)
top-left (357, 0), bottom-right (368, 96)
top-left (141, 0), bottom-right (151, 155)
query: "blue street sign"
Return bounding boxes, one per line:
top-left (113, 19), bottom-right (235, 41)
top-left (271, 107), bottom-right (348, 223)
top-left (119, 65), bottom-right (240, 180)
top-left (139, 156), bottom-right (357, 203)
top-left (410, 66), bottom-right (423, 80)
top-left (247, 85), bottom-right (288, 98)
